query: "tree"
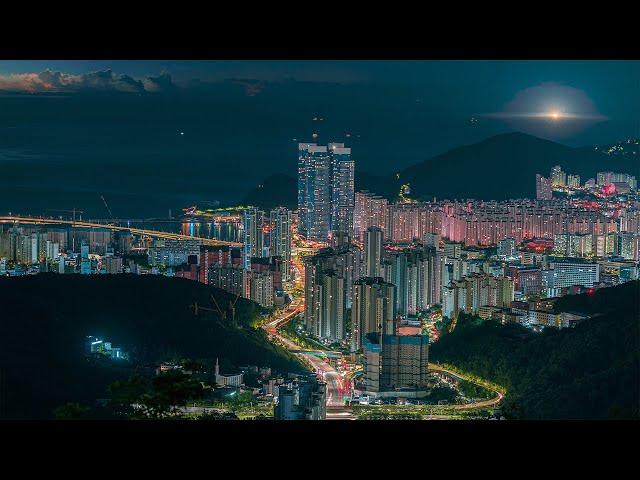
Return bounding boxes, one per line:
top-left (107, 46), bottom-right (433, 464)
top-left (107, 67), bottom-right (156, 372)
top-left (108, 370), bottom-right (205, 419)
top-left (53, 402), bottom-right (91, 419)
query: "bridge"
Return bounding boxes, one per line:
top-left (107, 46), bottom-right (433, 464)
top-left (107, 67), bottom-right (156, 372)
top-left (0, 216), bottom-right (242, 247)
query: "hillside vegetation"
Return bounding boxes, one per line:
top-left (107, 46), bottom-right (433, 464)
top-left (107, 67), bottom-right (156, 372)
top-left (430, 281), bottom-right (639, 419)
top-left (0, 274), bottom-right (302, 419)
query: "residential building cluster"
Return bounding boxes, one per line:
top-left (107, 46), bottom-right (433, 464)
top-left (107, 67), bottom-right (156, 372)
top-left (296, 145), bottom-right (639, 397)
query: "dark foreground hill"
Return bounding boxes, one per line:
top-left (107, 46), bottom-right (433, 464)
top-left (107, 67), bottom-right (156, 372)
top-left (430, 281), bottom-right (640, 419)
top-left (0, 274), bottom-right (302, 419)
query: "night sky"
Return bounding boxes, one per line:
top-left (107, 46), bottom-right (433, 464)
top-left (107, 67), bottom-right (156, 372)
top-left (0, 61), bottom-right (638, 217)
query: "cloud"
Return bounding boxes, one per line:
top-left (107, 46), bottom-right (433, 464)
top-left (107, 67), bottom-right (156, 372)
top-left (143, 73), bottom-right (177, 92)
top-left (0, 69), bottom-right (176, 94)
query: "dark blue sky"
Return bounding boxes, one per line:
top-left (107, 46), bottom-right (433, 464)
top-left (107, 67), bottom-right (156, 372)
top-left (1, 60), bottom-right (637, 144)
top-left (0, 61), bottom-right (637, 216)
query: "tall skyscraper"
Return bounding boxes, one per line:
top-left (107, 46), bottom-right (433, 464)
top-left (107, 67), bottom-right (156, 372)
top-left (364, 226), bottom-right (383, 278)
top-left (298, 144), bottom-right (332, 242)
top-left (352, 277), bottom-right (395, 351)
top-left (269, 207), bottom-right (292, 282)
top-left (243, 207), bottom-right (266, 270)
top-left (329, 143), bottom-right (355, 238)
top-left (298, 142), bottom-right (355, 242)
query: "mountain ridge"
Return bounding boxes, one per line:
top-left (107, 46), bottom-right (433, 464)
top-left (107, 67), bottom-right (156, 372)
top-left (244, 132), bottom-right (638, 205)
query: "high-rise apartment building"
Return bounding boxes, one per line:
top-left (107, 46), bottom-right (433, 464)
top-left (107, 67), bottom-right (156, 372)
top-left (298, 144), bottom-right (332, 242)
top-left (597, 171), bottom-right (637, 190)
top-left (298, 142), bottom-right (355, 242)
top-left (243, 208), bottom-right (266, 270)
top-left (616, 232), bottom-right (640, 260)
top-left (352, 277), bottom-right (395, 351)
top-left (567, 174), bottom-right (581, 188)
top-left (329, 143), bottom-right (355, 237)
top-left (550, 165), bottom-right (567, 187)
top-left (354, 190), bottom-right (388, 242)
top-left (363, 331), bottom-right (430, 394)
top-left (303, 246), bottom-right (358, 341)
top-left (364, 226), bottom-right (383, 278)
top-left (269, 207), bottom-right (292, 282)
top-left (536, 174), bottom-right (553, 200)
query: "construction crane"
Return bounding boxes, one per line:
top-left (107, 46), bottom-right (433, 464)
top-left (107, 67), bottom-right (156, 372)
top-left (190, 301), bottom-right (217, 317)
top-left (47, 208), bottom-right (84, 222)
top-left (228, 293), bottom-right (242, 324)
top-left (100, 195), bottom-right (114, 219)
top-left (190, 293), bottom-right (242, 325)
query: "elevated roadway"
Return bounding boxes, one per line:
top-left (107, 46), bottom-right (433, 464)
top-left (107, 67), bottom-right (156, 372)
top-left (0, 216), bottom-right (241, 247)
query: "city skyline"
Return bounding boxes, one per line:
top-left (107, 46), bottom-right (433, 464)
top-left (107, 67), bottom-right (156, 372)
top-left (1, 60), bottom-right (638, 219)
top-left (1, 59), bottom-right (638, 425)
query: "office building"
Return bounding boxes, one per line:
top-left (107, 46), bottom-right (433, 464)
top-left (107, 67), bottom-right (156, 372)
top-left (543, 261), bottom-right (600, 290)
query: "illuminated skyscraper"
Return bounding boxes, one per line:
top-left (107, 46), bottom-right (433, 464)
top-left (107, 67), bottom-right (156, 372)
top-left (243, 207), bottom-right (266, 270)
top-left (269, 207), bottom-right (292, 282)
top-left (550, 165), bottom-right (566, 187)
top-left (298, 143), bottom-right (332, 242)
top-left (298, 142), bottom-right (355, 242)
top-left (329, 143), bottom-right (354, 238)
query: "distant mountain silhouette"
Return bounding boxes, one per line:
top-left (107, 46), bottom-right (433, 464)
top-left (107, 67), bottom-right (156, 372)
top-left (360, 132), bottom-right (638, 200)
top-left (246, 133), bottom-right (638, 206)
